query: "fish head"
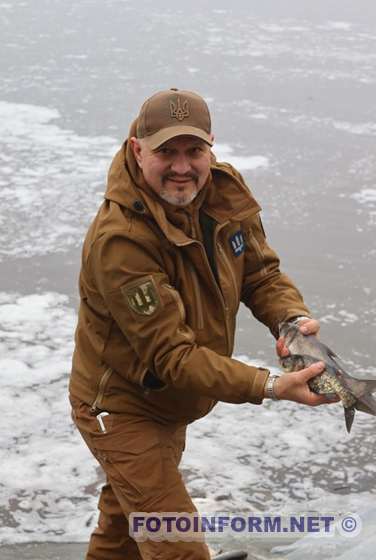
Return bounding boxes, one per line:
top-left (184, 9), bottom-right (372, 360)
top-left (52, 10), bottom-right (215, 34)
top-left (278, 321), bottom-right (300, 348)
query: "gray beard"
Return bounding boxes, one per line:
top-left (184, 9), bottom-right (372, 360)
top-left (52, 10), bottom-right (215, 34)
top-left (158, 189), bottom-right (198, 207)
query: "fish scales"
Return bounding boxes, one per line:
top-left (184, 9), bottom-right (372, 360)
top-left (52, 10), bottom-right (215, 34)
top-left (278, 322), bottom-right (376, 433)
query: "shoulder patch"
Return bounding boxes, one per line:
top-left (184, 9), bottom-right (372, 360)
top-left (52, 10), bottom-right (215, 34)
top-left (122, 277), bottom-right (161, 316)
top-left (229, 230), bottom-right (245, 257)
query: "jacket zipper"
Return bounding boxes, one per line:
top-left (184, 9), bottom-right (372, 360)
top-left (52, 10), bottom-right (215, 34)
top-left (216, 241), bottom-right (239, 305)
top-left (177, 224), bottom-right (232, 354)
top-left (188, 214), bottom-right (197, 239)
top-left (213, 224), bottom-right (233, 353)
top-left (90, 367), bottom-right (113, 414)
top-left (187, 262), bottom-right (205, 330)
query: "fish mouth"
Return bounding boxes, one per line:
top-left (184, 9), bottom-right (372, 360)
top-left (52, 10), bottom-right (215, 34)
top-left (278, 321), bottom-right (300, 348)
top-left (278, 321), bottom-right (293, 337)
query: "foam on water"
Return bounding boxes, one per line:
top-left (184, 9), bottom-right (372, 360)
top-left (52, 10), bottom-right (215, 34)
top-left (351, 189), bottom-right (376, 204)
top-left (333, 121), bottom-right (376, 136)
top-left (1, 293), bottom-right (375, 547)
top-left (214, 143), bottom-right (270, 171)
top-left (0, 101), bottom-right (117, 261)
top-left (321, 21), bottom-right (353, 31)
top-left (272, 503), bottom-right (376, 559)
top-left (0, 101), bottom-right (271, 263)
top-left (1, 4), bottom-right (376, 555)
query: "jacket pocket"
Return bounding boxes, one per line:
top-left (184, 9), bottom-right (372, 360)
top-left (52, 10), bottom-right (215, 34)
top-left (90, 418), bottom-right (164, 505)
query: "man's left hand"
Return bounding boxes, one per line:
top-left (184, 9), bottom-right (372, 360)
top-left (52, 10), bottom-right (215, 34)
top-left (276, 318), bottom-right (320, 358)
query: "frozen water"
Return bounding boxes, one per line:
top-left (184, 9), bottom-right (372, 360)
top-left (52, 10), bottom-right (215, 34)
top-left (214, 144), bottom-right (270, 171)
top-left (1, 1), bottom-right (376, 556)
top-left (1, 294), bottom-right (375, 546)
top-left (272, 504), bottom-right (376, 559)
top-left (0, 101), bottom-right (270, 263)
top-left (0, 101), bottom-right (117, 261)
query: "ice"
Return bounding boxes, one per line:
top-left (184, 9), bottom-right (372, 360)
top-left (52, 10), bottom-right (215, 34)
top-left (272, 504), bottom-right (376, 559)
top-left (321, 21), bottom-right (353, 31)
top-left (214, 143), bottom-right (269, 171)
top-left (1, 1), bottom-right (376, 554)
top-left (251, 113), bottom-right (268, 120)
top-left (320, 310), bottom-right (359, 326)
top-left (0, 292), bottom-right (99, 543)
top-left (2, 292), bottom-right (375, 545)
top-left (351, 189), bottom-right (376, 204)
top-left (258, 24), bottom-right (285, 33)
top-left (0, 100), bottom-right (118, 261)
top-left (0, 100), bottom-right (271, 262)
top-left (333, 121), bottom-right (376, 136)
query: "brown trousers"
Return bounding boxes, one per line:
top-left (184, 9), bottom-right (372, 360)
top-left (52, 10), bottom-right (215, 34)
top-left (70, 396), bottom-right (211, 560)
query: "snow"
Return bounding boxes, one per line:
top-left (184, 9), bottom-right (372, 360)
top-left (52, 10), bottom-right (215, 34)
top-left (214, 143), bottom-right (270, 172)
top-left (0, 101), bottom-right (270, 263)
top-left (1, 2), bottom-right (376, 555)
top-left (272, 505), bottom-right (376, 559)
top-left (351, 189), bottom-right (376, 204)
top-left (0, 101), bottom-right (117, 261)
top-left (1, 293), bottom-right (375, 547)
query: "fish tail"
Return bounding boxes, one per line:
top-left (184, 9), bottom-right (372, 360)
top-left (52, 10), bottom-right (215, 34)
top-left (344, 407), bottom-right (355, 434)
top-left (355, 392), bottom-right (376, 416)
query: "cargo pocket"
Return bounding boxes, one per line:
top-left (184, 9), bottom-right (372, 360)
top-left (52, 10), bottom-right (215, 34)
top-left (90, 416), bottom-right (164, 508)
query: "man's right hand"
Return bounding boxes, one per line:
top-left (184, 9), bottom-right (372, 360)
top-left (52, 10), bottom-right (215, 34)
top-left (270, 362), bottom-right (340, 406)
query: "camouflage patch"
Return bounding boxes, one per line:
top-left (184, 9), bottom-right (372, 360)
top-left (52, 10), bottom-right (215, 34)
top-left (123, 278), bottom-right (160, 316)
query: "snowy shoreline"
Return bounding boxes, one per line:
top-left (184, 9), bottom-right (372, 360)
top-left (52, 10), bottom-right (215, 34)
top-left (1, 292), bottom-right (375, 560)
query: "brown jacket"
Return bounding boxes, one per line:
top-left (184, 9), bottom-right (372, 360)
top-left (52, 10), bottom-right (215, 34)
top-left (69, 138), bottom-right (310, 424)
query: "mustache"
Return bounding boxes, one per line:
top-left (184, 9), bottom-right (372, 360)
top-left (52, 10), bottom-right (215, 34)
top-left (162, 172), bottom-right (199, 184)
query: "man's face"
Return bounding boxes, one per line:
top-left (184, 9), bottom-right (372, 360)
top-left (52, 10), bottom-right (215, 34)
top-left (131, 135), bottom-right (213, 206)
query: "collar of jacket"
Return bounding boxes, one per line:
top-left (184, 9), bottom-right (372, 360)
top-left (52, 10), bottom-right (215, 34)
top-left (105, 135), bottom-right (261, 246)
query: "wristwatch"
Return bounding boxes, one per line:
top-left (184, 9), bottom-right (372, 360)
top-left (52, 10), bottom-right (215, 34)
top-left (291, 315), bottom-right (311, 325)
top-left (265, 374), bottom-right (280, 400)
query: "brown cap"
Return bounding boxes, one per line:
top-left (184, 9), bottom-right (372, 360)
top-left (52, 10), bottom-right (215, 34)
top-left (136, 88), bottom-right (213, 150)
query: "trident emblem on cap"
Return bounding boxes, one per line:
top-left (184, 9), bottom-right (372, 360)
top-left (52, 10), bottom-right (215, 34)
top-left (170, 97), bottom-right (190, 121)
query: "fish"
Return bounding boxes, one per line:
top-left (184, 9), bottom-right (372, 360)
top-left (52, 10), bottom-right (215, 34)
top-left (279, 322), bottom-right (376, 433)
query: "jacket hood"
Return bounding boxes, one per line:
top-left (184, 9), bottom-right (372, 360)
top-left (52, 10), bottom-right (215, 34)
top-left (104, 118), bottom-right (261, 244)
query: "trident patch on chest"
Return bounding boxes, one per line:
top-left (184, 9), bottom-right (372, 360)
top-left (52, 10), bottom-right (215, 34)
top-left (122, 278), bottom-right (160, 316)
top-left (229, 230), bottom-right (245, 256)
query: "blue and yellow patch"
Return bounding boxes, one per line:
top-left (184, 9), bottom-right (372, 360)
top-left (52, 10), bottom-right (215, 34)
top-left (229, 230), bottom-right (245, 257)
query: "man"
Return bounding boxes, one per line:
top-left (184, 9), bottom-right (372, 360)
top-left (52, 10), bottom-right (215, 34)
top-left (69, 88), bottom-right (333, 560)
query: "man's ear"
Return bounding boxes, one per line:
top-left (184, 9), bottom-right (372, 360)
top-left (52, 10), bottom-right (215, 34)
top-left (130, 137), bottom-right (143, 168)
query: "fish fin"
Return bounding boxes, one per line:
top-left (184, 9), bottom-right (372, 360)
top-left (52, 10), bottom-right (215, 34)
top-left (360, 379), bottom-right (376, 393)
top-left (344, 407), bottom-right (355, 434)
top-left (341, 377), bottom-right (376, 399)
top-left (355, 393), bottom-right (376, 416)
top-left (313, 340), bottom-right (352, 375)
top-left (315, 339), bottom-right (346, 364)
